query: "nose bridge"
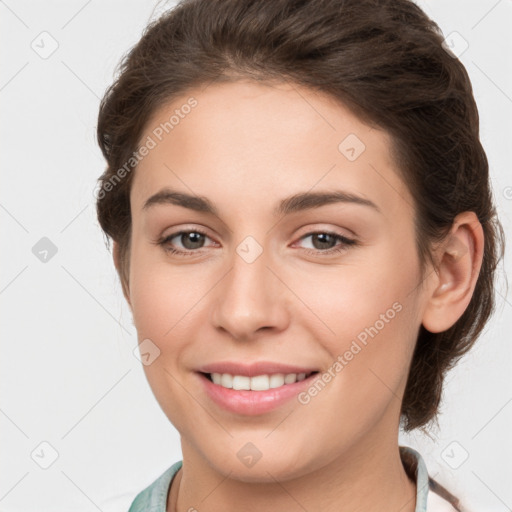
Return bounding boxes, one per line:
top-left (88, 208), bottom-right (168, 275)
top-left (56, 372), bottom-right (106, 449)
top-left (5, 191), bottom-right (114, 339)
top-left (211, 234), bottom-right (288, 339)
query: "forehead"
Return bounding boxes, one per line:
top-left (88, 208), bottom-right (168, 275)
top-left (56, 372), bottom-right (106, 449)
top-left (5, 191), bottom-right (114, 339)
top-left (131, 80), bottom-right (413, 221)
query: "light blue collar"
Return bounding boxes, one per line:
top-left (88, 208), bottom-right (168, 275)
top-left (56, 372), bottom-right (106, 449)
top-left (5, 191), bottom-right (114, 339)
top-left (400, 445), bottom-right (431, 512)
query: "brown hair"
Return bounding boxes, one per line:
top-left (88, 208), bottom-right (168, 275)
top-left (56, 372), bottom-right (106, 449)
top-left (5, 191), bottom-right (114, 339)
top-left (96, 0), bottom-right (505, 433)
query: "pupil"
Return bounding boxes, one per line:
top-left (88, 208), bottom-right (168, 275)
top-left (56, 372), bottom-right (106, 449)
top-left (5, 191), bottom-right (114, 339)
top-left (313, 233), bottom-right (335, 250)
top-left (182, 232), bottom-right (204, 250)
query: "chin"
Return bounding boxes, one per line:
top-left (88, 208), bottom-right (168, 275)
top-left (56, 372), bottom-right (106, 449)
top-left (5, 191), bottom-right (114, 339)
top-left (206, 449), bottom-right (311, 483)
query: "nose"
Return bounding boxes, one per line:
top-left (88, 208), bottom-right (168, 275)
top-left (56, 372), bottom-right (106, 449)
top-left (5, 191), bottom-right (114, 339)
top-left (210, 242), bottom-right (290, 341)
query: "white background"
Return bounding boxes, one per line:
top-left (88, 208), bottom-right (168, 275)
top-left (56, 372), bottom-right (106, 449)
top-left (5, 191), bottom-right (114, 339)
top-left (1, 1), bottom-right (511, 511)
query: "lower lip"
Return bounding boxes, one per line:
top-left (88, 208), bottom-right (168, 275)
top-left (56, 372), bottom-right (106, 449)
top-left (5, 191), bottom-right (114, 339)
top-left (197, 372), bottom-right (319, 415)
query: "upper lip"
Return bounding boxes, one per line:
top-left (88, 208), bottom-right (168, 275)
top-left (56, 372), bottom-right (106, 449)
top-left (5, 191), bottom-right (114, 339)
top-left (197, 361), bottom-right (319, 377)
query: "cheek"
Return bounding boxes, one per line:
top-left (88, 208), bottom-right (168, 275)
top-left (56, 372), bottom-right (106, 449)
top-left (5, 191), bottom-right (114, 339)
top-left (127, 247), bottom-right (210, 430)
top-left (128, 241), bottom-right (206, 337)
top-left (293, 253), bottom-right (419, 348)
top-left (296, 287), bottom-right (419, 449)
top-left (295, 242), bottom-right (421, 400)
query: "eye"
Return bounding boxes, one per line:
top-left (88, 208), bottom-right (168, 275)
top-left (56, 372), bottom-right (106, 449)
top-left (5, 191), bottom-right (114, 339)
top-left (154, 228), bottom-right (357, 257)
top-left (295, 231), bottom-right (357, 255)
top-left (156, 228), bottom-right (216, 256)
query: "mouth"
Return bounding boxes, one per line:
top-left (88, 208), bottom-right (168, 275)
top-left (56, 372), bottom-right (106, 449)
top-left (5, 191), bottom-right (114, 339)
top-left (199, 371), bottom-right (320, 391)
top-left (197, 370), bottom-right (321, 415)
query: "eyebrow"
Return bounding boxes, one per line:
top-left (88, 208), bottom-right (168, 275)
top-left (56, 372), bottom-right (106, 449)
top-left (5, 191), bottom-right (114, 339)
top-left (142, 187), bottom-right (380, 216)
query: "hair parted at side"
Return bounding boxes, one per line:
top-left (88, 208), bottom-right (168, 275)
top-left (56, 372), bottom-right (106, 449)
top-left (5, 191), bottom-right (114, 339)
top-left (96, 0), bottom-right (505, 432)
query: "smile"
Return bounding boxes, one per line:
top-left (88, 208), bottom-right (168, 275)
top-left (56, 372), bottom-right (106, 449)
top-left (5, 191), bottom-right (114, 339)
top-left (204, 371), bottom-right (317, 391)
top-left (197, 370), bottom-right (321, 415)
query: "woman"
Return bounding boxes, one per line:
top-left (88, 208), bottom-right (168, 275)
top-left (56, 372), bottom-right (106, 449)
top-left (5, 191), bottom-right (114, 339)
top-left (95, 0), bottom-right (505, 510)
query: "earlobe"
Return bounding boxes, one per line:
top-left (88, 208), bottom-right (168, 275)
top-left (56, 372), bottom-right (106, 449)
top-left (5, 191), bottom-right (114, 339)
top-left (421, 212), bottom-right (484, 333)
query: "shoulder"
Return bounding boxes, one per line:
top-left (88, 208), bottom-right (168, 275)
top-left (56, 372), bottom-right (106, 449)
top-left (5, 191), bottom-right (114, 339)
top-left (98, 460), bottom-right (183, 512)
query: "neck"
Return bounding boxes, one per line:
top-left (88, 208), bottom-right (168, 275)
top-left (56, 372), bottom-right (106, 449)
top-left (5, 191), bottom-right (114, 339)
top-left (169, 428), bottom-right (417, 512)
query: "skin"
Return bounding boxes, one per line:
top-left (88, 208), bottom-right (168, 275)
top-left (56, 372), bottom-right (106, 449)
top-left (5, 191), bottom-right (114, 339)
top-left (113, 80), bottom-right (484, 512)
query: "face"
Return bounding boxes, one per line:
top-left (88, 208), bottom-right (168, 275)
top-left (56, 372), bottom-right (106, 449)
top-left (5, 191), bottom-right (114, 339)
top-left (125, 80), bottom-right (429, 482)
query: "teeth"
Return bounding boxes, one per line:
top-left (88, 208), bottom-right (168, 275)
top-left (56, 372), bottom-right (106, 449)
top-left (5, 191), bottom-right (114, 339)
top-left (250, 374), bottom-right (269, 390)
top-left (220, 373), bottom-right (233, 388)
top-left (233, 375), bottom-right (250, 390)
top-left (269, 374), bottom-right (284, 388)
top-left (284, 373), bottom-right (297, 384)
top-left (209, 372), bottom-right (312, 391)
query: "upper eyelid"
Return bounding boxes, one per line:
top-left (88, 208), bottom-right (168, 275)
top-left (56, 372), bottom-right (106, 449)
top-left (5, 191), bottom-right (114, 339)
top-left (163, 222), bottom-right (353, 238)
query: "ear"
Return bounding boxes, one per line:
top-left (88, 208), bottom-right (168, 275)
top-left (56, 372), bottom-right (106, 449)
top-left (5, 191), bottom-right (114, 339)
top-left (113, 240), bottom-right (132, 308)
top-left (421, 211), bottom-right (484, 333)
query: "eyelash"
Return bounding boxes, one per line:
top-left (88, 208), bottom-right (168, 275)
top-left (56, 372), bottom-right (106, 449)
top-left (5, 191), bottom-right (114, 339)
top-left (155, 228), bottom-right (357, 257)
